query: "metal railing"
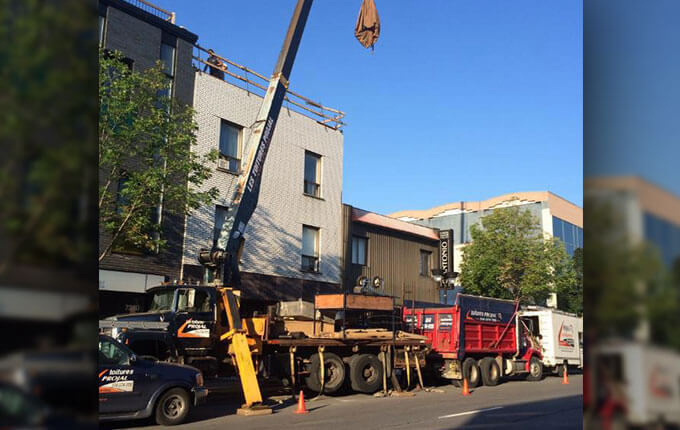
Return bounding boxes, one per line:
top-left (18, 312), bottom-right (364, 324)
top-left (123, 0), bottom-right (175, 23)
top-left (193, 44), bottom-right (346, 130)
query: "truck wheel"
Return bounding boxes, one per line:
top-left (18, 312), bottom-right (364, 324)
top-left (480, 357), bottom-right (501, 386)
top-left (155, 388), bottom-right (190, 426)
top-left (349, 354), bottom-right (383, 393)
top-left (304, 352), bottom-right (346, 394)
top-left (462, 358), bottom-right (481, 388)
top-left (526, 356), bottom-right (543, 381)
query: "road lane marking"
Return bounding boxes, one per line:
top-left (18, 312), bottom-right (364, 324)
top-left (438, 406), bottom-right (503, 419)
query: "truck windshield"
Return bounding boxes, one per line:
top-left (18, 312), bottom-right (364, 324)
top-left (149, 290), bottom-right (174, 312)
top-left (177, 289), bottom-right (212, 313)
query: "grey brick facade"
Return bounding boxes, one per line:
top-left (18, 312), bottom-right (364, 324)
top-left (182, 71), bottom-right (344, 300)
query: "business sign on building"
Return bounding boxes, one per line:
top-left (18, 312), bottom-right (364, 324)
top-left (439, 229), bottom-right (453, 274)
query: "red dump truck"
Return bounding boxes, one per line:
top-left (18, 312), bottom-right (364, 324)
top-left (403, 294), bottom-right (544, 387)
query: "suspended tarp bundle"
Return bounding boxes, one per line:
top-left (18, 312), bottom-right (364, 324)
top-left (355, 0), bottom-right (380, 50)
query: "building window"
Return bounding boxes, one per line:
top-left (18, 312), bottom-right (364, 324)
top-left (304, 151), bottom-right (321, 197)
top-left (419, 250), bottom-right (431, 276)
top-left (351, 236), bottom-right (367, 265)
top-left (219, 120), bottom-right (241, 173)
top-left (113, 175), bottom-right (144, 255)
top-left (552, 216), bottom-right (582, 256)
top-left (644, 212), bottom-right (680, 266)
top-left (160, 43), bottom-right (175, 78)
top-left (213, 205), bottom-right (229, 244)
top-left (98, 15), bottom-right (106, 46)
top-left (302, 225), bottom-right (320, 272)
top-left (158, 42), bottom-right (175, 100)
top-left (115, 176), bottom-right (129, 214)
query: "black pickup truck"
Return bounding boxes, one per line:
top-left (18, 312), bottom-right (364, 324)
top-left (99, 335), bottom-right (207, 426)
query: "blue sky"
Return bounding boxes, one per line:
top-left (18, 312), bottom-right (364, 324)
top-left (162, 0), bottom-right (583, 213)
top-left (585, 0), bottom-right (680, 198)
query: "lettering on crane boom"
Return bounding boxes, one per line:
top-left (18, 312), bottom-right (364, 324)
top-left (247, 117), bottom-right (274, 193)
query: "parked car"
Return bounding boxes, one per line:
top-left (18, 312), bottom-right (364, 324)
top-left (98, 335), bottom-right (207, 426)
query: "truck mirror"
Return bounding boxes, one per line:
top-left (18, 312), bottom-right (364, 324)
top-left (129, 353), bottom-right (138, 364)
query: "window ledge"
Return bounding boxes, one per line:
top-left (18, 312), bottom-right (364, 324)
top-left (303, 193), bottom-right (325, 201)
top-left (300, 268), bottom-right (322, 275)
top-left (216, 166), bottom-right (240, 176)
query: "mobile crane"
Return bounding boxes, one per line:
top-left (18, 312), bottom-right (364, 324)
top-left (103, 0), bottom-right (314, 415)
top-left (100, 0), bottom-right (417, 415)
top-left (194, 0), bottom-right (314, 414)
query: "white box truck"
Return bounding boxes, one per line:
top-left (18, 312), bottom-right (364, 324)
top-left (520, 306), bottom-right (583, 375)
top-left (589, 339), bottom-right (680, 428)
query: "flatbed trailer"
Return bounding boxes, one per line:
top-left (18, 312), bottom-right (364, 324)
top-left (403, 294), bottom-right (544, 387)
top-left (102, 290), bottom-right (431, 397)
top-left (251, 293), bottom-right (431, 395)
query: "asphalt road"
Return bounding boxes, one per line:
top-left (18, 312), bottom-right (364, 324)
top-left (106, 374), bottom-right (583, 430)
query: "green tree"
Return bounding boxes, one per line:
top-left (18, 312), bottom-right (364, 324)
top-left (646, 257), bottom-right (680, 351)
top-left (557, 247), bottom-right (583, 314)
top-left (584, 198), bottom-right (660, 340)
top-left (0, 0), bottom-right (97, 273)
top-left (459, 205), bottom-right (577, 307)
top-left (99, 50), bottom-right (217, 261)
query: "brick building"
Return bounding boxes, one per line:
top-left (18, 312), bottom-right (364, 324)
top-left (181, 69), bottom-right (345, 302)
top-left (98, 0), bottom-right (198, 315)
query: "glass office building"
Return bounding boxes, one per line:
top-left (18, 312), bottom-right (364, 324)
top-left (644, 212), bottom-right (680, 267)
top-left (552, 216), bottom-right (583, 256)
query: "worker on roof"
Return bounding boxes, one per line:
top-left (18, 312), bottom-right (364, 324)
top-left (205, 48), bottom-right (225, 80)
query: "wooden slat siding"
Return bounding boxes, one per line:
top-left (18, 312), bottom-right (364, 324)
top-left (342, 204), bottom-right (440, 305)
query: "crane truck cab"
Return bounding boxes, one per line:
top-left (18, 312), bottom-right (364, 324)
top-left (103, 285), bottom-right (237, 376)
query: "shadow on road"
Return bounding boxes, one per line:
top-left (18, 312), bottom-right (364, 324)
top-left (443, 394), bottom-right (583, 430)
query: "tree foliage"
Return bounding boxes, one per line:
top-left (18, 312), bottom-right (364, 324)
top-left (0, 0), bottom-right (97, 273)
top-left (584, 198), bottom-right (680, 350)
top-left (557, 247), bottom-right (583, 314)
top-left (584, 198), bottom-right (662, 339)
top-left (459, 205), bottom-right (578, 307)
top-left (99, 50), bottom-right (217, 261)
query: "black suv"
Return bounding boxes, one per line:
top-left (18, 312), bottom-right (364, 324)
top-left (98, 335), bottom-right (207, 426)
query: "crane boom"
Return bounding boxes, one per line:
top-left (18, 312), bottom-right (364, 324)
top-left (198, 0), bottom-right (314, 286)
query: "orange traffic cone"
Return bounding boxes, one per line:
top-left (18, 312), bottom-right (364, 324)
top-left (562, 366), bottom-right (569, 385)
top-left (294, 390), bottom-right (309, 414)
top-left (462, 377), bottom-right (470, 396)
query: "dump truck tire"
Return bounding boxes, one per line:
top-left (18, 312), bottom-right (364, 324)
top-left (526, 356), bottom-right (544, 381)
top-left (305, 352), bottom-right (346, 394)
top-left (480, 357), bottom-right (501, 386)
top-left (462, 358), bottom-right (481, 388)
top-left (349, 354), bottom-right (383, 393)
